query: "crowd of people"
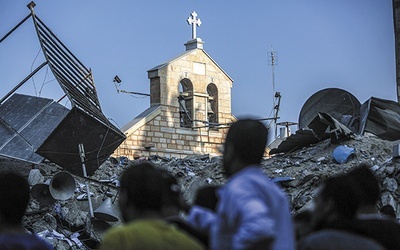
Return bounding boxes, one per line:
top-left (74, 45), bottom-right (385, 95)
top-left (0, 118), bottom-right (399, 249)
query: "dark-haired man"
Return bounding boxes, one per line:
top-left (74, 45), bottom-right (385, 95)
top-left (189, 119), bottom-right (295, 250)
top-left (341, 164), bottom-right (400, 250)
top-left (298, 174), bottom-right (385, 250)
top-left (100, 161), bottom-right (204, 250)
top-left (0, 172), bottom-right (52, 249)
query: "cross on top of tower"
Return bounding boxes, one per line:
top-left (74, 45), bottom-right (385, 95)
top-left (187, 11), bottom-right (201, 39)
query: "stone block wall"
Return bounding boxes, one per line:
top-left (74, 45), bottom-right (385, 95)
top-left (114, 48), bottom-right (235, 160)
top-left (148, 50), bottom-right (233, 110)
top-left (113, 105), bottom-right (233, 159)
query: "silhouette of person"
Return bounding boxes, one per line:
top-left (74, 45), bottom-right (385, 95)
top-left (179, 184), bottom-right (221, 248)
top-left (340, 163), bottom-right (400, 250)
top-left (100, 161), bottom-right (204, 250)
top-left (161, 171), bottom-right (210, 247)
top-left (298, 174), bottom-right (385, 250)
top-left (347, 163), bottom-right (381, 217)
top-left (0, 171), bottom-right (53, 249)
top-left (188, 118), bottom-right (295, 250)
top-left (192, 185), bottom-right (220, 212)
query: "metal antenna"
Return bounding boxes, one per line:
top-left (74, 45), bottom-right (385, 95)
top-left (268, 46), bottom-right (280, 138)
top-left (268, 46), bottom-right (277, 97)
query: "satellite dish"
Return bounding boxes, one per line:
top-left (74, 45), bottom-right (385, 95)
top-left (299, 88), bottom-right (361, 131)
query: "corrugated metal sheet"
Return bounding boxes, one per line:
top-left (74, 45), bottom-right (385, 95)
top-left (359, 97), bottom-right (400, 140)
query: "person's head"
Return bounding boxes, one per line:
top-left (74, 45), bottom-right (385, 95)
top-left (223, 119), bottom-right (268, 176)
top-left (0, 172), bottom-right (30, 226)
top-left (118, 161), bottom-right (165, 222)
top-left (347, 163), bottom-right (380, 208)
top-left (193, 185), bottom-right (220, 211)
top-left (159, 170), bottom-right (183, 217)
top-left (311, 174), bottom-right (362, 229)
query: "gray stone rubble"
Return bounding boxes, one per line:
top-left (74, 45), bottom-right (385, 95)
top-left (1, 133), bottom-right (399, 249)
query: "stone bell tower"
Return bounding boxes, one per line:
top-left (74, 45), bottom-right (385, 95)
top-left (114, 11), bottom-right (235, 159)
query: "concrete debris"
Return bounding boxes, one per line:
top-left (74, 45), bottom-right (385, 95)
top-left (28, 169), bottom-right (44, 186)
top-left (383, 178), bottom-right (398, 192)
top-left (0, 133), bottom-right (399, 249)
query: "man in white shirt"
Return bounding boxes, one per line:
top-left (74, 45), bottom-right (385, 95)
top-left (188, 119), bottom-right (295, 250)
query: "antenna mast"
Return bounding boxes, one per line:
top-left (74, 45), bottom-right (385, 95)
top-left (269, 48), bottom-right (276, 95)
top-left (268, 46), bottom-right (281, 138)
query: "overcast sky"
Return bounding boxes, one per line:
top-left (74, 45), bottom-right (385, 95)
top-left (0, 0), bottom-right (396, 134)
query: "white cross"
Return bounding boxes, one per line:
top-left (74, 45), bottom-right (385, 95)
top-left (187, 11), bottom-right (202, 39)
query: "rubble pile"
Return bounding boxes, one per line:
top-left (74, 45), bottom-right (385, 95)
top-left (1, 133), bottom-right (400, 249)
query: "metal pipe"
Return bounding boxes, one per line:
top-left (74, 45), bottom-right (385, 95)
top-left (43, 44), bottom-right (99, 104)
top-left (0, 61), bottom-right (47, 105)
top-left (36, 26), bottom-right (94, 89)
top-left (118, 89), bottom-right (150, 97)
top-left (37, 27), bottom-right (99, 103)
top-left (78, 143), bottom-right (94, 218)
top-left (0, 13), bottom-right (32, 44)
top-left (35, 16), bottom-right (89, 73)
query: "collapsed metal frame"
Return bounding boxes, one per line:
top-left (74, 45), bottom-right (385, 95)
top-left (28, 3), bottom-right (111, 129)
top-left (0, 1), bottom-right (125, 176)
top-left (1, 1), bottom-right (117, 133)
